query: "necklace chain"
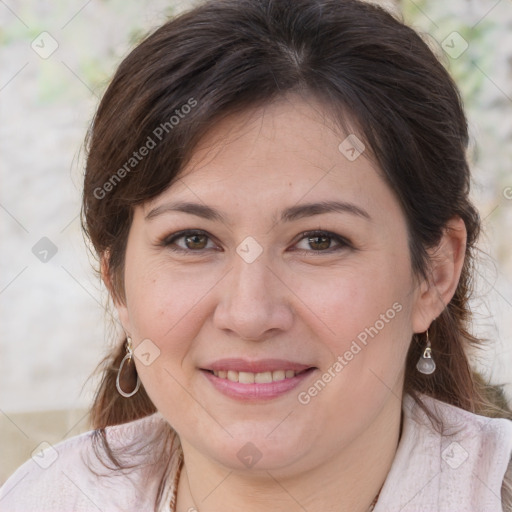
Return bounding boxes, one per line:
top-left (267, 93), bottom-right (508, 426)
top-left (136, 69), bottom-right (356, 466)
top-left (169, 451), bottom-right (380, 512)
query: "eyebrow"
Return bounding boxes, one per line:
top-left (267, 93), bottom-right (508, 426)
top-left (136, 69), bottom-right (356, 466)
top-left (145, 200), bottom-right (371, 223)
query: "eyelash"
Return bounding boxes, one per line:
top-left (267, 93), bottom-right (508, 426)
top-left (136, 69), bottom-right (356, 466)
top-left (160, 229), bottom-right (352, 255)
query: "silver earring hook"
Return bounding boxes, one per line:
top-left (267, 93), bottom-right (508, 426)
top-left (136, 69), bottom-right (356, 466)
top-left (116, 336), bottom-right (141, 398)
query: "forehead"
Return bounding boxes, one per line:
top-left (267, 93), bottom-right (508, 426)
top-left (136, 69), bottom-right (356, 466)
top-left (142, 96), bottom-right (399, 225)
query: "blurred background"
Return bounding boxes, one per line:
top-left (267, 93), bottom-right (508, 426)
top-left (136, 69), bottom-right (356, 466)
top-left (1, 0), bottom-right (511, 485)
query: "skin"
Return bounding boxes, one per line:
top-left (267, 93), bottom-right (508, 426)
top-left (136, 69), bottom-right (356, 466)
top-left (109, 94), bottom-right (466, 512)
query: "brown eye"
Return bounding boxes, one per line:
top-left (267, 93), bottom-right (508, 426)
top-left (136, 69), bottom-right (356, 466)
top-left (293, 230), bottom-right (352, 254)
top-left (162, 230), bottom-right (216, 253)
top-left (183, 233), bottom-right (208, 250)
top-left (307, 233), bottom-right (332, 251)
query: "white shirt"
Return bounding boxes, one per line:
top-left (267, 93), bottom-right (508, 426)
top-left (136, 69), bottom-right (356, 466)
top-left (1, 393), bottom-right (511, 511)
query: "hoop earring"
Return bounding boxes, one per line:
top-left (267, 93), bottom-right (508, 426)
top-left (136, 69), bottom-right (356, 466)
top-left (116, 337), bottom-right (141, 398)
top-left (416, 330), bottom-right (436, 375)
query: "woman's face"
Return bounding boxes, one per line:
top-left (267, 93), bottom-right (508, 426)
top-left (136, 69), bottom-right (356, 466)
top-left (116, 96), bottom-right (430, 473)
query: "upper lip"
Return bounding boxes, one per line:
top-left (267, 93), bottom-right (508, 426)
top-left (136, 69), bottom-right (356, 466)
top-left (201, 358), bottom-right (315, 373)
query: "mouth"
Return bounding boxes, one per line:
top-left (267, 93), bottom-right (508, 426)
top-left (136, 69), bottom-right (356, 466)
top-left (202, 368), bottom-right (313, 383)
top-left (199, 359), bottom-right (317, 401)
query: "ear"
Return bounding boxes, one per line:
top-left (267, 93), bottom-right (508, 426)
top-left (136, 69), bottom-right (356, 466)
top-left (100, 252), bottom-right (132, 335)
top-left (100, 251), bottom-right (114, 298)
top-left (411, 216), bottom-right (467, 333)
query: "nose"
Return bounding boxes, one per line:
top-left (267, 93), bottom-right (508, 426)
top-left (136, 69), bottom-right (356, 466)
top-left (213, 254), bottom-right (294, 341)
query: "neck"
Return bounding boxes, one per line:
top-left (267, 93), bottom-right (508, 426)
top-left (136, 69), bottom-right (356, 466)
top-left (176, 396), bottom-right (402, 512)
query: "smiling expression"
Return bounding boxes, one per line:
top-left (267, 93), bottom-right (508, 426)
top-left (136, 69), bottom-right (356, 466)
top-left (115, 95), bottom-right (426, 472)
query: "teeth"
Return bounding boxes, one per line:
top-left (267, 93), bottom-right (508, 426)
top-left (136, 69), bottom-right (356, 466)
top-left (255, 371), bottom-right (272, 383)
top-left (238, 371), bottom-right (254, 384)
top-left (227, 370), bottom-right (238, 382)
top-left (272, 370), bottom-right (285, 381)
top-left (211, 369), bottom-right (302, 383)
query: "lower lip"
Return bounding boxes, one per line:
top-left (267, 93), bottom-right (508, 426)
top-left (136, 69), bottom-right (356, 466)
top-left (201, 368), bottom-right (316, 401)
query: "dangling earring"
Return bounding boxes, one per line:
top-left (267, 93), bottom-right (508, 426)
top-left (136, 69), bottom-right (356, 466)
top-left (416, 330), bottom-right (436, 375)
top-left (116, 337), bottom-right (141, 398)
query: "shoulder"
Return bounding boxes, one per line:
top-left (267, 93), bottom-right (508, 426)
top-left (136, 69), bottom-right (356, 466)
top-left (0, 412), bottom-right (176, 512)
top-left (407, 393), bottom-right (512, 469)
top-left (406, 392), bottom-right (512, 441)
top-left (374, 393), bottom-right (512, 512)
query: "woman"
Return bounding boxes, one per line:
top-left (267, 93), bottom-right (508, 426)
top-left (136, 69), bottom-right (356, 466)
top-left (1, 0), bottom-right (511, 510)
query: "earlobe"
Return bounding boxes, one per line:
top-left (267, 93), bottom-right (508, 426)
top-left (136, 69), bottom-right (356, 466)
top-left (412, 216), bottom-right (467, 333)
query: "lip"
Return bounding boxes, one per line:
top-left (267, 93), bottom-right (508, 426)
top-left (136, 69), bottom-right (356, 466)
top-left (201, 358), bottom-right (313, 373)
top-left (200, 361), bottom-right (317, 402)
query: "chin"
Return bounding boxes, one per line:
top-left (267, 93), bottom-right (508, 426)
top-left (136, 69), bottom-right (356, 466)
top-left (197, 425), bottom-right (313, 472)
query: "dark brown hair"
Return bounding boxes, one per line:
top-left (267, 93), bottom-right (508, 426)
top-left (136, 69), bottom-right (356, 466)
top-left (81, 0), bottom-right (512, 508)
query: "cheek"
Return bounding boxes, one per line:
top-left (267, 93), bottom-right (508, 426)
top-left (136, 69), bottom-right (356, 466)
top-left (292, 266), bottom-right (414, 433)
top-left (123, 260), bottom-right (215, 414)
top-left (306, 255), bottom-right (411, 336)
top-left (301, 253), bottom-right (414, 383)
top-left (124, 250), bottom-right (208, 333)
